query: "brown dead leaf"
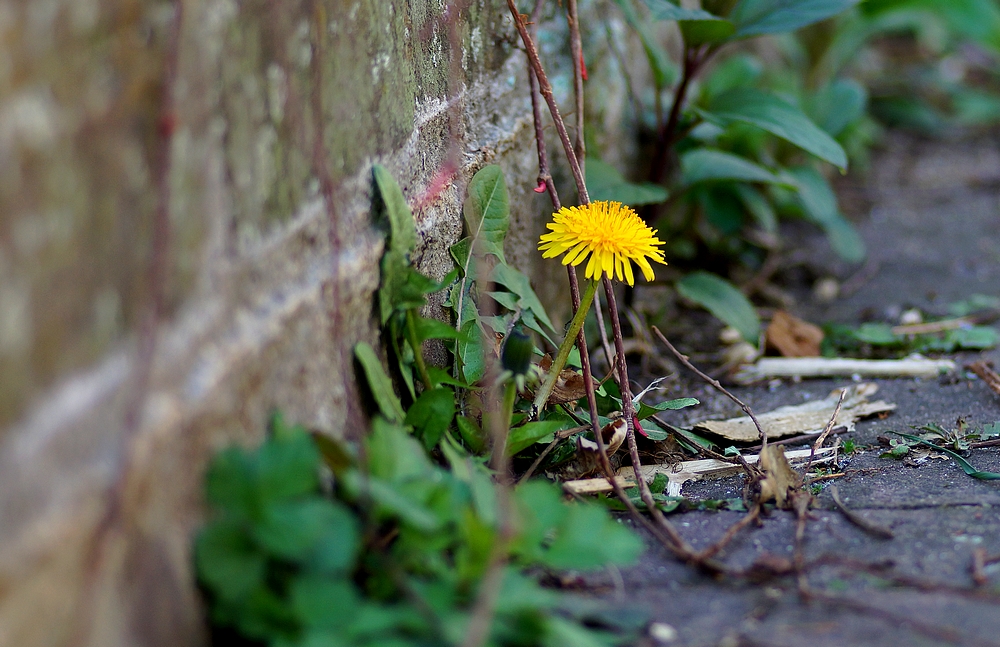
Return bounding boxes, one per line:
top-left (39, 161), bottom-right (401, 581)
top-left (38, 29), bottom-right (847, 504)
top-left (766, 310), bottom-right (824, 357)
top-left (758, 445), bottom-right (801, 508)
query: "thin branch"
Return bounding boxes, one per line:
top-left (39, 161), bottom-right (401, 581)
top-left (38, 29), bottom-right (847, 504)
top-left (567, 0), bottom-right (586, 171)
top-left (604, 278), bottom-right (693, 554)
top-left (651, 326), bottom-right (769, 449)
top-left (829, 485), bottom-right (894, 539)
top-left (506, 1), bottom-right (589, 203)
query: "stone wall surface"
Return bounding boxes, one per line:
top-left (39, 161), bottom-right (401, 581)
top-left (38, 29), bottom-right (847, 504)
top-left (0, 0), bottom-right (642, 645)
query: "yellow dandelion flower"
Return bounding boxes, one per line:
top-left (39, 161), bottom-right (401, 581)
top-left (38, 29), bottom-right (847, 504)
top-left (538, 200), bottom-right (667, 286)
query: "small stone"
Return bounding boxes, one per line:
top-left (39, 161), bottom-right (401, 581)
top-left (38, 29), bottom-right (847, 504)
top-left (813, 277), bottom-right (839, 302)
top-left (899, 308), bottom-right (923, 325)
top-left (649, 622), bottom-right (678, 643)
top-left (719, 326), bottom-right (743, 345)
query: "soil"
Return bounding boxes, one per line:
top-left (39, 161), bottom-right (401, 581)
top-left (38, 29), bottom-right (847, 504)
top-left (591, 132), bottom-right (1000, 647)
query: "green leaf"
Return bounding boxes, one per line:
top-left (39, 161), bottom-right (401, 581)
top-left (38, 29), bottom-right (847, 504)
top-left (366, 416), bottom-right (432, 482)
top-left (707, 88), bottom-right (848, 169)
top-left (252, 498), bottom-right (341, 560)
top-left (411, 316), bottom-right (461, 342)
top-left (680, 149), bottom-right (787, 186)
top-left (808, 78), bottom-right (868, 138)
top-left (852, 322), bottom-right (897, 345)
top-left (196, 520), bottom-right (266, 603)
top-left (309, 504), bottom-right (361, 573)
top-left (205, 448), bottom-right (258, 519)
top-left (734, 184), bottom-right (778, 233)
top-left (458, 319), bottom-right (487, 384)
top-left (643, 0), bottom-right (735, 44)
top-left (507, 420), bottom-right (565, 456)
top-left (786, 166), bottom-right (865, 262)
top-left (702, 54), bottom-right (763, 101)
top-left (677, 271), bottom-right (760, 342)
top-left (890, 432), bottom-right (1000, 480)
top-left (291, 576), bottom-right (359, 630)
top-left (374, 165), bottom-right (419, 323)
top-left (373, 165), bottom-right (416, 256)
top-left (730, 0), bottom-right (860, 38)
top-left (543, 503), bottom-right (644, 570)
top-left (586, 158), bottom-right (669, 207)
top-left (354, 342), bottom-right (405, 424)
top-left (456, 415), bottom-right (487, 453)
top-left (405, 387), bottom-right (456, 450)
top-left (637, 397), bottom-right (700, 421)
top-left (679, 17), bottom-right (737, 45)
top-left (612, 0), bottom-right (677, 88)
top-left (946, 327), bottom-right (999, 350)
top-left (644, 0), bottom-right (724, 21)
top-left (257, 426), bottom-right (321, 502)
top-left (491, 263), bottom-right (557, 336)
top-left (464, 165), bottom-right (510, 264)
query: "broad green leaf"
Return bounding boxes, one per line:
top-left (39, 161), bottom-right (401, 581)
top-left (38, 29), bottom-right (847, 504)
top-left (491, 263), bottom-right (557, 336)
top-left (411, 316), bottom-right (461, 342)
top-left (205, 448), bottom-right (258, 519)
top-left (677, 271), bottom-right (760, 342)
top-left (354, 342), bottom-right (405, 424)
top-left (786, 166), bottom-right (865, 262)
top-left (853, 322), bottom-right (897, 345)
top-left (680, 149), bottom-right (787, 186)
top-left (734, 184), bottom-right (778, 233)
top-left (450, 237), bottom-right (475, 279)
top-left (644, 0), bottom-right (724, 21)
top-left (374, 166), bottom-right (419, 323)
top-left (946, 327), bottom-right (999, 350)
top-left (290, 576), bottom-right (359, 630)
top-left (257, 426), bottom-right (321, 502)
top-left (807, 78), bottom-right (867, 138)
top-left (644, 0), bottom-right (736, 45)
top-left (252, 498), bottom-right (341, 560)
top-left (457, 319), bottom-right (486, 384)
top-left (463, 165), bottom-right (510, 263)
top-left (612, 0), bottom-right (677, 88)
top-left (456, 415), bottom-right (487, 453)
top-left (196, 520), bottom-right (266, 603)
top-left (702, 54), bottom-right (763, 101)
top-left (506, 420), bottom-right (565, 456)
top-left (543, 503), bottom-right (644, 570)
top-left (373, 165), bottom-right (416, 255)
top-left (405, 387), bottom-right (456, 450)
top-left (586, 158), bottom-right (668, 207)
top-left (707, 88), bottom-right (848, 169)
top-left (696, 186), bottom-right (746, 236)
top-left (365, 417), bottom-right (432, 482)
top-left (680, 17), bottom-right (736, 45)
top-left (637, 397), bottom-right (700, 421)
top-left (308, 504), bottom-right (361, 573)
top-left (730, 0), bottom-right (860, 38)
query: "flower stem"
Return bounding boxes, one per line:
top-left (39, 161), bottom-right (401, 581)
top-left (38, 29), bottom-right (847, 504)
top-left (532, 278), bottom-right (599, 414)
top-left (499, 380), bottom-right (517, 455)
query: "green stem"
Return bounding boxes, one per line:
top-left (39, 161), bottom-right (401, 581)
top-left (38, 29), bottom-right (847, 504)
top-left (499, 381), bottom-right (517, 456)
top-left (406, 308), bottom-right (434, 391)
top-left (532, 278), bottom-right (599, 414)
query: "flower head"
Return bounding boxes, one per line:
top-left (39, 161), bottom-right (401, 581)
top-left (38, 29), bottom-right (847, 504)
top-left (538, 201), bottom-right (666, 286)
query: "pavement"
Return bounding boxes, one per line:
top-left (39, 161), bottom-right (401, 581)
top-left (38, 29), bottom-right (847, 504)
top-left (591, 132), bottom-right (1000, 647)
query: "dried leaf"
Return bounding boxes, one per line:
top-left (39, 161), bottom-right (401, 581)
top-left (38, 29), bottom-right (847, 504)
top-left (766, 310), bottom-right (823, 357)
top-left (694, 383), bottom-right (893, 442)
top-left (758, 445), bottom-right (800, 508)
